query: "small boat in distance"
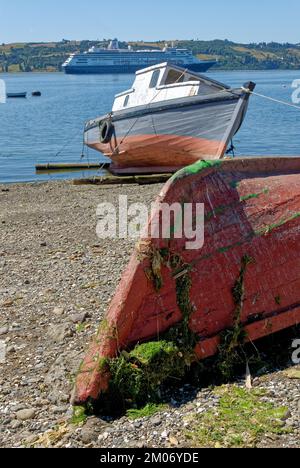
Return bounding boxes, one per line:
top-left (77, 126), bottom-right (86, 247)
top-left (84, 63), bottom-right (255, 175)
top-left (32, 91), bottom-right (42, 97)
top-left (6, 92), bottom-right (27, 98)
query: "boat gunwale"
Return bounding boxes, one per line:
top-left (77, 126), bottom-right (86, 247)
top-left (169, 157), bottom-right (300, 188)
top-left (85, 88), bottom-right (243, 131)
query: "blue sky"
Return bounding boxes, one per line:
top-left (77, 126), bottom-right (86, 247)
top-left (0, 0), bottom-right (299, 44)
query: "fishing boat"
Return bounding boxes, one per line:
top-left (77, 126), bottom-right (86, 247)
top-left (6, 92), bottom-right (27, 98)
top-left (73, 157), bottom-right (300, 406)
top-left (84, 63), bottom-right (255, 175)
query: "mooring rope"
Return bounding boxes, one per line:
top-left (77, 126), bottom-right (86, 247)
top-left (111, 79), bottom-right (300, 156)
top-left (95, 161), bottom-right (108, 182)
top-left (241, 87), bottom-right (300, 111)
top-left (54, 126), bottom-right (84, 159)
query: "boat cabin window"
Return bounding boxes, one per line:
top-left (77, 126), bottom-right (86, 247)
top-left (165, 69), bottom-right (185, 85)
top-left (124, 95), bottom-right (130, 107)
top-left (149, 70), bottom-right (160, 89)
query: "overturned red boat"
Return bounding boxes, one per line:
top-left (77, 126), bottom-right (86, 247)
top-left (74, 157), bottom-right (300, 405)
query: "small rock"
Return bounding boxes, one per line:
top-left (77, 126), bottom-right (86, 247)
top-left (151, 416), bottom-right (162, 426)
top-left (53, 307), bottom-right (65, 316)
top-left (53, 406), bottom-right (68, 414)
top-left (98, 432), bottom-right (110, 442)
top-left (10, 420), bottom-right (22, 429)
top-left (69, 312), bottom-right (88, 324)
top-left (47, 323), bottom-right (73, 343)
top-left (35, 363), bottom-right (44, 369)
top-left (136, 441), bottom-right (146, 449)
top-left (81, 428), bottom-right (98, 444)
top-left (16, 409), bottom-right (36, 421)
top-left (40, 242), bottom-right (47, 247)
top-left (14, 404), bottom-right (27, 412)
top-left (169, 436), bottom-right (179, 446)
top-left (281, 409), bottom-right (292, 421)
top-left (286, 418), bottom-right (297, 428)
top-left (48, 391), bottom-right (69, 404)
top-left (0, 326), bottom-right (8, 336)
top-left (60, 393), bottom-right (70, 403)
top-left (2, 299), bottom-right (14, 308)
top-left (24, 435), bottom-right (38, 446)
top-left (35, 399), bottom-right (49, 408)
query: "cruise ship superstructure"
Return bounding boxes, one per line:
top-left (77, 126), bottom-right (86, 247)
top-left (62, 39), bottom-right (216, 74)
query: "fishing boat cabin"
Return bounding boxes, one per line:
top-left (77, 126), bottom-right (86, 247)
top-left (112, 62), bottom-right (229, 111)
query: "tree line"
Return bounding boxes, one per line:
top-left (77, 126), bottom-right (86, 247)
top-left (1, 39), bottom-right (300, 72)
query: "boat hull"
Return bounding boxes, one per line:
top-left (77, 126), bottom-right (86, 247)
top-left (63, 62), bottom-right (216, 75)
top-left (85, 91), bottom-right (250, 174)
top-left (6, 93), bottom-right (27, 98)
top-left (74, 157), bottom-right (300, 404)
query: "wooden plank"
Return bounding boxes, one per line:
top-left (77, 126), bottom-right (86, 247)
top-left (36, 162), bottom-right (111, 172)
top-left (72, 173), bottom-right (172, 186)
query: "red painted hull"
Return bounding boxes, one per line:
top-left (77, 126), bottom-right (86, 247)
top-left (88, 134), bottom-right (225, 175)
top-left (74, 157), bottom-right (300, 404)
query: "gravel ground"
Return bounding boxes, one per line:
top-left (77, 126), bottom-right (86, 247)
top-left (0, 180), bottom-right (299, 448)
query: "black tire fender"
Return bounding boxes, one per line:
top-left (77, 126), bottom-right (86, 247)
top-left (99, 120), bottom-right (114, 144)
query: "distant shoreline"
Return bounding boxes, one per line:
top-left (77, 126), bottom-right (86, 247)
top-left (1, 68), bottom-right (300, 74)
top-left (0, 70), bottom-right (64, 74)
top-left (2, 39), bottom-right (300, 73)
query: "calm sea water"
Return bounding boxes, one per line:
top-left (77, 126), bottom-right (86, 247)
top-left (1, 70), bottom-right (300, 183)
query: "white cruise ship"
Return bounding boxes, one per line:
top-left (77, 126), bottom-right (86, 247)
top-left (62, 39), bottom-right (216, 74)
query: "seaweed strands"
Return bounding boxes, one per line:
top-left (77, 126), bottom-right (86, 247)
top-left (218, 255), bottom-right (254, 379)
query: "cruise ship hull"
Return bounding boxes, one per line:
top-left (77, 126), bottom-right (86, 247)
top-left (63, 62), bottom-right (215, 74)
top-left (85, 89), bottom-right (252, 175)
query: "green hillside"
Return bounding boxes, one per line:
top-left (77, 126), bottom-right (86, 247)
top-left (1, 38), bottom-right (300, 72)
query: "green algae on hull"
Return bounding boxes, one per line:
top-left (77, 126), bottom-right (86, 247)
top-left (171, 160), bottom-right (223, 182)
top-left (217, 255), bottom-right (253, 379)
top-left (71, 406), bottom-right (88, 426)
top-left (108, 340), bottom-right (187, 407)
top-left (239, 188), bottom-right (269, 202)
top-left (104, 253), bottom-right (198, 410)
top-left (255, 212), bottom-right (300, 236)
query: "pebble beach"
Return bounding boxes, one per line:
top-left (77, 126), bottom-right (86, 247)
top-left (0, 180), bottom-right (299, 448)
